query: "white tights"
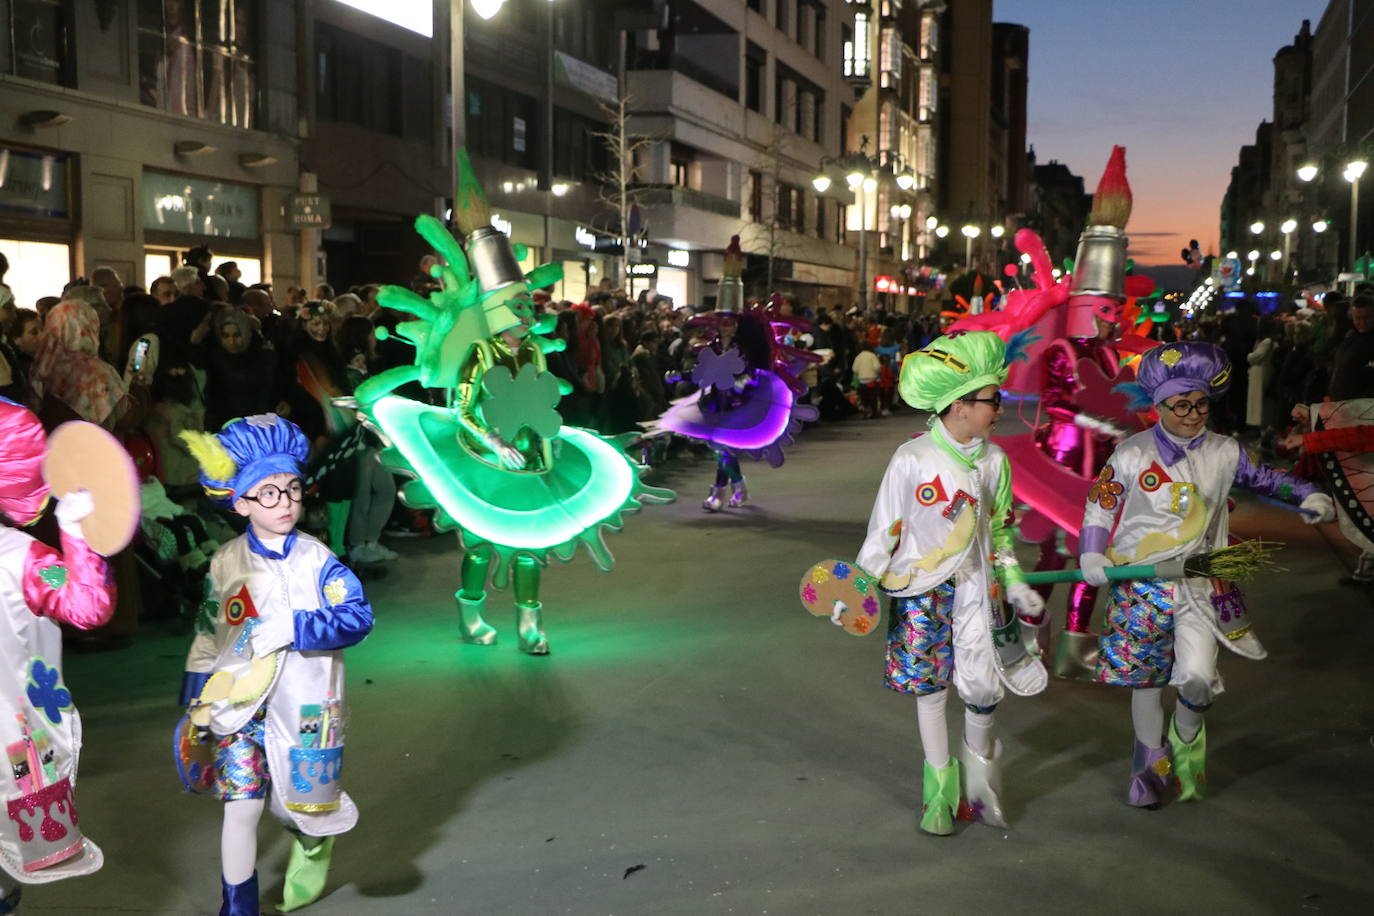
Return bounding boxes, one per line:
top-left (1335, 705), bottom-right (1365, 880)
top-left (916, 690), bottom-right (994, 767)
top-left (1132, 687), bottom-right (1205, 747)
top-left (222, 798), bottom-right (265, 885)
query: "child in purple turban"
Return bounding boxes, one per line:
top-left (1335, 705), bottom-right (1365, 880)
top-left (1080, 342), bottom-right (1333, 807)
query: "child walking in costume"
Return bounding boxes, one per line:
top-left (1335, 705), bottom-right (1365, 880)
top-left (1079, 343), bottom-right (1332, 806)
top-left (855, 332), bottom-right (1047, 835)
top-left (0, 399), bottom-right (114, 913)
top-left (180, 415), bottom-right (373, 915)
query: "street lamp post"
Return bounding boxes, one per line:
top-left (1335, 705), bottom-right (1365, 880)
top-left (1345, 158), bottom-right (1368, 293)
top-left (1280, 218), bottom-right (1297, 282)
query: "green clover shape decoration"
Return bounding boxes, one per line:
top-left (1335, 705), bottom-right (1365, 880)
top-left (479, 363), bottom-right (564, 442)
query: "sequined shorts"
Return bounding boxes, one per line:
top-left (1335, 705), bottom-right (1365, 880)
top-left (884, 583), bottom-right (956, 695)
top-left (215, 706), bottom-right (269, 801)
top-left (1096, 578), bottom-right (1175, 688)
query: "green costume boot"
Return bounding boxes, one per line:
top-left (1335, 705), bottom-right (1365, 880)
top-left (1168, 715), bottom-right (1206, 801)
top-left (279, 834), bottom-right (335, 913)
top-left (456, 592), bottom-right (497, 645)
top-left (920, 759), bottom-right (961, 836)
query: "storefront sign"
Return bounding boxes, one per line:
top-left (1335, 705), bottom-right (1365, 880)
top-left (288, 193), bottom-right (332, 229)
top-left (143, 171), bottom-right (259, 238)
top-left (575, 225), bottom-right (598, 249)
top-left (666, 249), bottom-right (690, 268)
top-left (627, 261), bottom-right (658, 279)
top-left (0, 147), bottom-right (68, 218)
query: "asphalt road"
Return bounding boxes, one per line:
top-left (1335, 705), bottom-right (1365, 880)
top-left (35, 409), bottom-right (1374, 915)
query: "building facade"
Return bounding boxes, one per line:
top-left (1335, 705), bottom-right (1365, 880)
top-left (0, 1), bottom-right (302, 308)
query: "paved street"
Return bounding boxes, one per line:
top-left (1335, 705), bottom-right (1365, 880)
top-left (38, 411), bottom-right (1374, 915)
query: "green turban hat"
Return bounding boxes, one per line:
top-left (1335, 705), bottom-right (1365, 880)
top-left (898, 330), bottom-right (1010, 412)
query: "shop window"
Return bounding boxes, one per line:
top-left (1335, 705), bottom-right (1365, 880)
top-left (211, 256), bottom-right (261, 286)
top-left (137, 0), bottom-right (257, 127)
top-left (6, 0), bottom-right (73, 85)
top-left (0, 239), bottom-right (70, 310)
top-left (144, 251), bottom-right (177, 285)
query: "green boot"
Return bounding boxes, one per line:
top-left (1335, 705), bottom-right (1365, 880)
top-left (279, 834), bottom-right (335, 912)
top-left (1168, 716), bottom-right (1206, 801)
top-left (919, 758), bottom-right (961, 836)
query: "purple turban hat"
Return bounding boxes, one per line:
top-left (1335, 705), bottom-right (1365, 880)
top-left (1115, 342), bottom-right (1232, 410)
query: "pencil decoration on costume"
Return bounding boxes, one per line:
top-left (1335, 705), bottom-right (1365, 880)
top-left (1022, 539), bottom-right (1284, 585)
top-left (454, 149), bottom-right (525, 295)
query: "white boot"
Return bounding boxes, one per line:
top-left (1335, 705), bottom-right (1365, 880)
top-left (728, 479), bottom-right (749, 507)
top-left (960, 737), bottom-right (1008, 828)
top-left (703, 486), bottom-right (725, 512)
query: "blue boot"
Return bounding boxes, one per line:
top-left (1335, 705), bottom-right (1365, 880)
top-left (220, 871), bottom-right (259, 916)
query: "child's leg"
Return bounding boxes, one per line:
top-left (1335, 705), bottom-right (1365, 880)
top-left (1167, 606), bottom-right (1219, 800)
top-left (222, 797), bottom-right (265, 884)
top-left (1131, 687), bottom-right (1165, 747)
top-left (963, 706), bottom-right (994, 758)
top-left (915, 689), bottom-right (950, 766)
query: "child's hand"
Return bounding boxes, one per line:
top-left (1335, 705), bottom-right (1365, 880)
top-left (1006, 582), bottom-right (1045, 620)
top-left (55, 489), bottom-right (96, 540)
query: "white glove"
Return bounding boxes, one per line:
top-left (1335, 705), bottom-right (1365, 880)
top-left (1300, 492), bottom-right (1335, 525)
top-left (54, 489), bottom-right (95, 540)
top-left (1005, 581), bottom-right (1045, 620)
top-left (1079, 552), bottom-right (1111, 588)
top-left (249, 612), bottom-right (295, 657)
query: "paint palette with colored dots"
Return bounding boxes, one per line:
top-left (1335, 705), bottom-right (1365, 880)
top-left (798, 559), bottom-right (883, 636)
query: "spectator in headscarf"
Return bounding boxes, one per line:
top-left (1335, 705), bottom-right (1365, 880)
top-left (204, 306), bottom-right (280, 430)
top-left (30, 300), bottom-right (133, 429)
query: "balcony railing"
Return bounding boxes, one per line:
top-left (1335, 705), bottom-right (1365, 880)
top-left (634, 184), bottom-right (741, 219)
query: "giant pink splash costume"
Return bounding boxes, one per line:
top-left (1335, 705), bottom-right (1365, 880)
top-left (944, 147), bottom-right (1161, 678)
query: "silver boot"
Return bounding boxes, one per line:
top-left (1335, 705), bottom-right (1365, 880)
top-left (457, 593), bottom-right (497, 645)
top-left (728, 479), bottom-right (749, 507)
top-left (960, 737), bottom-right (1008, 828)
top-left (516, 602), bottom-right (549, 655)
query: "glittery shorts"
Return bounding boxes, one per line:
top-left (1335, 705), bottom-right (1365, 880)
top-left (884, 583), bottom-right (956, 695)
top-left (1096, 578), bottom-right (1176, 688)
top-left (215, 706), bottom-right (269, 801)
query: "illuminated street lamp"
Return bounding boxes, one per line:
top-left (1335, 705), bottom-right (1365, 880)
top-left (812, 174), bottom-right (832, 193)
top-left (1313, 218), bottom-right (1330, 233)
top-left (470, 0), bottom-right (508, 19)
top-left (935, 225), bottom-right (949, 238)
top-left (895, 171), bottom-right (915, 191)
top-left (1280, 219), bottom-right (1297, 278)
top-left (1296, 163), bottom-right (1319, 182)
top-left (925, 215), bottom-right (938, 230)
top-left (989, 225), bottom-right (1005, 239)
top-left (1249, 220), bottom-right (1265, 235)
top-left (961, 224), bottom-right (980, 270)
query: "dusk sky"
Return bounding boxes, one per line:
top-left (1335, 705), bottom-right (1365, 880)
top-left (994, 0), bottom-right (1330, 270)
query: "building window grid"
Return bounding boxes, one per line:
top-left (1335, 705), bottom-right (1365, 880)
top-left (919, 13), bottom-right (938, 61)
top-left (8, 0), bottom-right (72, 85)
top-left (137, 0), bottom-right (258, 128)
top-left (878, 26), bottom-right (900, 90)
top-left (843, 13), bottom-right (869, 80)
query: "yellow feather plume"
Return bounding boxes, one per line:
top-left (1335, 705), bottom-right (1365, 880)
top-left (179, 430), bottom-right (238, 482)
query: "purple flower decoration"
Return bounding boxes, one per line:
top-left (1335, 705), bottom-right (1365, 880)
top-left (801, 583), bottom-right (818, 604)
top-left (832, 562), bottom-right (851, 580)
top-left (863, 595), bottom-right (879, 617)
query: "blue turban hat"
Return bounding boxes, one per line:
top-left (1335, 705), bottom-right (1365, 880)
top-left (180, 413), bottom-right (311, 507)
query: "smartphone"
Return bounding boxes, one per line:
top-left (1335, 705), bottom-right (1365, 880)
top-left (132, 337), bottom-right (151, 372)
